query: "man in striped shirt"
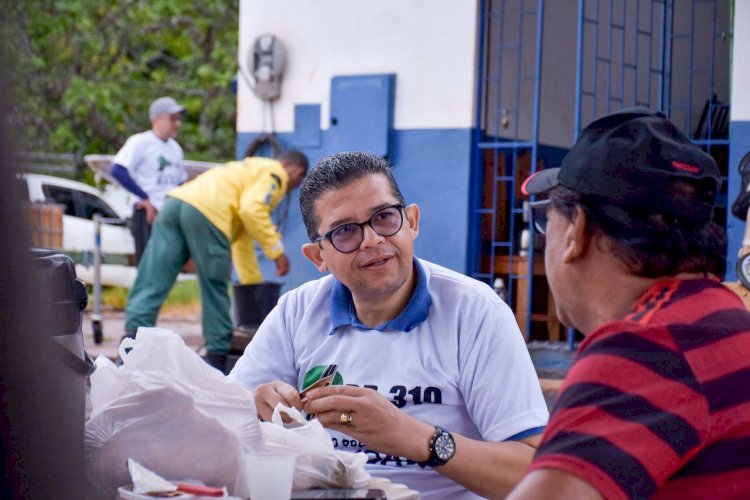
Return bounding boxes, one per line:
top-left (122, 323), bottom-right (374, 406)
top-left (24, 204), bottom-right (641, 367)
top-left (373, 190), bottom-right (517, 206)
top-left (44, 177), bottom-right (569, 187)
top-left (509, 108), bottom-right (750, 499)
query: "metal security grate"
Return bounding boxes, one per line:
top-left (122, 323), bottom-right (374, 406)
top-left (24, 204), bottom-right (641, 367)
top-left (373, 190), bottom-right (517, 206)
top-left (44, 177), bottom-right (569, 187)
top-left (470, 0), bottom-right (731, 346)
top-left (574, 0), bottom-right (730, 181)
top-left (574, 0), bottom-right (730, 251)
top-left (469, 0), bottom-right (545, 340)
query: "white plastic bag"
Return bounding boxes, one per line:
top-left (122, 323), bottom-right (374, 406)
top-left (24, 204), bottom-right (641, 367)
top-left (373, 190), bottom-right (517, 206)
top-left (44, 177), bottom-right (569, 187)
top-left (260, 404), bottom-right (370, 490)
top-left (84, 328), bottom-right (262, 498)
top-left (92, 327), bottom-right (260, 438)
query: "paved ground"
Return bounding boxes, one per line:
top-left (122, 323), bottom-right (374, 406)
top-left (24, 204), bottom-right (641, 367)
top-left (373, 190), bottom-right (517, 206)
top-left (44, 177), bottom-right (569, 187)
top-left (82, 308), bottom-right (205, 361)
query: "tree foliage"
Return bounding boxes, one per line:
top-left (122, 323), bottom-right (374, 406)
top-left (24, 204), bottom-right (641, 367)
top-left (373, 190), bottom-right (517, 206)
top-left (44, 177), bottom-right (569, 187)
top-left (1, 0), bottom-right (239, 169)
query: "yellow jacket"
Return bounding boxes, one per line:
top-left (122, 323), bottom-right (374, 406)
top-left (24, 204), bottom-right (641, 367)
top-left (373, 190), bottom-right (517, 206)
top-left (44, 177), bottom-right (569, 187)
top-left (169, 157), bottom-right (288, 283)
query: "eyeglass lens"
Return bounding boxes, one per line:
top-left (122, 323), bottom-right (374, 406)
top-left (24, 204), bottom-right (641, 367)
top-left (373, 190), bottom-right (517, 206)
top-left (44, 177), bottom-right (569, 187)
top-left (531, 204), bottom-right (549, 235)
top-left (330, 205), bottom-right (403, 253)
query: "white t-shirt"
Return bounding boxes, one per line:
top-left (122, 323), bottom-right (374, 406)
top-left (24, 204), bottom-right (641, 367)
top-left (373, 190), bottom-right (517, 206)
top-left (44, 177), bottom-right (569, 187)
top-left (229, 259), bottom-right (549, 499)
top-left (112, 130), bottom-right (186, 210)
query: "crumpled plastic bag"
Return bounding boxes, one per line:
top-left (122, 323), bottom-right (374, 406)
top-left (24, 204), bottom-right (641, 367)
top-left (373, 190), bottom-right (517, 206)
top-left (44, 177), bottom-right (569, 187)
top-left (260, 404), bottom-right (370, 490)
top-left (91, 327), bottom-right (261, 437)
top-left (84, 328), bottom-right (262, 498)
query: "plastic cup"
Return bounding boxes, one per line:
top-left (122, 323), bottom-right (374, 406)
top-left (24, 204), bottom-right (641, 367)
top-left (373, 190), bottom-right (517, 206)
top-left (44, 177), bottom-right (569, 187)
top-left (245, 452), bottom-right (297, 500)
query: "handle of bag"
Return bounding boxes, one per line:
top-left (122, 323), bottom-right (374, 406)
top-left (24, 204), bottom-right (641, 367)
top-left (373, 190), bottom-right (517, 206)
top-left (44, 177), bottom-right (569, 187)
top-left (271, 404), bottom-right (307, 426)
top-left (118, 337), bottom-right (137, 361)
top-left (52, 341), bottom-right (97, 376)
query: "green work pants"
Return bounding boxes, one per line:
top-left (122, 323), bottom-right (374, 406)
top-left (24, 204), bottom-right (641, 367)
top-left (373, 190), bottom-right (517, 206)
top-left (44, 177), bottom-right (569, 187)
top-left (125, 197), bottom-right (233, 353)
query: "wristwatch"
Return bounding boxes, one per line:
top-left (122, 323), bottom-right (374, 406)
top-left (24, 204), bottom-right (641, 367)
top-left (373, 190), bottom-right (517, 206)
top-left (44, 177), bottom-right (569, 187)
top-left (419, 426), bottom-right (456, 468)
top-left (737, 252), bottom-right (750, 290)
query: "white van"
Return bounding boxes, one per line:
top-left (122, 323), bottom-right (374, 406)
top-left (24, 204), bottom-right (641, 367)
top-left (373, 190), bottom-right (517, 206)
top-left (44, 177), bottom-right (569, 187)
top-left (21, 173), bottom-right (135, 256)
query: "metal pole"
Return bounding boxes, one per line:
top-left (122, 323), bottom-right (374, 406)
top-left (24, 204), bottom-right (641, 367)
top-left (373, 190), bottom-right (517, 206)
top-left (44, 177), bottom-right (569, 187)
top-left (468, 0), bottom-right (488, 279)
top-left (568, 0), bottom-right (586, 352)
top-left (525, 0), bottom-right (545, 342)
top-left (92, 214), bottom-right (103, 344)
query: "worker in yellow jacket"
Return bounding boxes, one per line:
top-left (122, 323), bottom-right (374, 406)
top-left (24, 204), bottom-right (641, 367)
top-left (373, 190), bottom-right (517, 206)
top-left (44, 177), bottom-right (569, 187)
top-left (124, 150), bottom-right (308, 371)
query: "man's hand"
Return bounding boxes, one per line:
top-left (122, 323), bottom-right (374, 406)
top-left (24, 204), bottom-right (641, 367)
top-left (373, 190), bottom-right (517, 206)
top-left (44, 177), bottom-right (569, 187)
top-left (302, 385), bottom-right (434, 461)
top-left (303, 385), bottom-right (540, 498)
top-left (252, 380), bottom-right (303, 421)
top-left (274, 253), bottom-right (290, 276)
top-left (136, 198), bottom-right (157, 224)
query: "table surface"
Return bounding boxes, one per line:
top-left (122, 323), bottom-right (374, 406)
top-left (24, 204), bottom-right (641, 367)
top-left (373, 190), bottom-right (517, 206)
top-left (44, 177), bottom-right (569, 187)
top-left (119, 478), bottom-right (420, 500)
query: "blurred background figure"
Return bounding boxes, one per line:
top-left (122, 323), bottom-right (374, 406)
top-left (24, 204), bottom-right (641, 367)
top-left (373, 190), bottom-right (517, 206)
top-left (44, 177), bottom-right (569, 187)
top-left (124, 150), bottom-right (308, 373)
top-left (111, 96), bottom-right (187, 263)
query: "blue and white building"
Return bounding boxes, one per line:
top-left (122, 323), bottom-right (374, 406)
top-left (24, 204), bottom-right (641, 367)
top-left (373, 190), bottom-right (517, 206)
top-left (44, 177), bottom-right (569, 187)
top-left (237, 0), bottom-right (748, 339)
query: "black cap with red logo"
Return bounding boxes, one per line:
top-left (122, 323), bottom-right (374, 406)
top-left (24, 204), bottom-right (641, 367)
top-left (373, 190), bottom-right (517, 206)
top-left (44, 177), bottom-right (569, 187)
top-left (522, 108), bottom-right (721, 222)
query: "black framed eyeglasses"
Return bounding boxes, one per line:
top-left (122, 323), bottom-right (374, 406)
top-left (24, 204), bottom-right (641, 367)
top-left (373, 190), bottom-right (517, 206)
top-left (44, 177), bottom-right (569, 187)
top-left (529, 199), bottom-right (551, 235)
top-left (313, 204), bottom-right (404, 253)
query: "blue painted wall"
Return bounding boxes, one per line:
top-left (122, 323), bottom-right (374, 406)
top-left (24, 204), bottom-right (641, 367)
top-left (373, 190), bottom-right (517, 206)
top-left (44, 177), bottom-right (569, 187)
top-left (726, 120), bottom-right (750, 281)
top-left (237, 128), bottom-right (474, 292)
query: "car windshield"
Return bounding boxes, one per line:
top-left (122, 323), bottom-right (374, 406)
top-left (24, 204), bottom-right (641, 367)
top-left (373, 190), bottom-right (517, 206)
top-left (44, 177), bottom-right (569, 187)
top-left (42, 184), bottom-right (120, 221)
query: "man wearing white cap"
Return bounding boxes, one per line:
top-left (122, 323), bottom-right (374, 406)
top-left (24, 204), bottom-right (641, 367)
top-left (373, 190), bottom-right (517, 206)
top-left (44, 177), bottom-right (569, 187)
top-left (112, 96), bottom-right (187, 263)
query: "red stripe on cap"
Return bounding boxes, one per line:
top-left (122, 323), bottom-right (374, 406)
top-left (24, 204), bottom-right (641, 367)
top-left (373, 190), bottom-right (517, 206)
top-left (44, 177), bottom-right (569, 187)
top-left (521, 172), bottom-right (538, 196)
top-left (671, 160), bottom-right (701, 174)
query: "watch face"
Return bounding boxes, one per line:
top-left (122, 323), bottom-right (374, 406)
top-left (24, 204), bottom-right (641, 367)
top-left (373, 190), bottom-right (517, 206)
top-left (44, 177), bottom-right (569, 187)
top-left (434, 432), bottom-right (456, 461)
top-left (738, 253), bottom-right (750, 290)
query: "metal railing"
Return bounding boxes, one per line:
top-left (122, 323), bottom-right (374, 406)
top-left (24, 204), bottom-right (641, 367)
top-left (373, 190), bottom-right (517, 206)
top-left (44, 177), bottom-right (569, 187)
top-left (13, 151), bottom-right (80, 176)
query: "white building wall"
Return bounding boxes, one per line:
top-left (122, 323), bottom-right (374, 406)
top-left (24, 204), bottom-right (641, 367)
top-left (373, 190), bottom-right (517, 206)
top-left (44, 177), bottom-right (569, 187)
top-left (237, 0), bottom-right (479, 133)
top-left (731, 1), bottom-right (750, 122)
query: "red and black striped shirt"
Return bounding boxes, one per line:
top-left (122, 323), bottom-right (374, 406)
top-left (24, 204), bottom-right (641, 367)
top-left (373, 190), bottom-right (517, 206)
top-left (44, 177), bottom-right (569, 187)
top-left (528, 279), bottom-right (750, 499)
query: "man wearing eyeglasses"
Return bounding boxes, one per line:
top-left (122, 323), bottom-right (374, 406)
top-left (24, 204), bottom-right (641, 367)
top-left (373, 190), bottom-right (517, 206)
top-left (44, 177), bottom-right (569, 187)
top-left (508, 109), bottom-right (750, 499)
top-left (111, 96), bottom-right (187, 263)
top-left (229, 152), bottom-right (549, 499)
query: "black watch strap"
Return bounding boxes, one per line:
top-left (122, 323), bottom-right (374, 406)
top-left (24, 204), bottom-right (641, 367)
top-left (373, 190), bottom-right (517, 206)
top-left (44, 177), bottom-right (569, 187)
top-left (418, 426), bottom-right (456, 468)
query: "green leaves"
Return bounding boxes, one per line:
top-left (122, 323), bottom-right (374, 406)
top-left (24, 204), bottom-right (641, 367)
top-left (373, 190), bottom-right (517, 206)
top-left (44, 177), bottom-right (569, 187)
top-left (4, 0), bottom-right (240, 167)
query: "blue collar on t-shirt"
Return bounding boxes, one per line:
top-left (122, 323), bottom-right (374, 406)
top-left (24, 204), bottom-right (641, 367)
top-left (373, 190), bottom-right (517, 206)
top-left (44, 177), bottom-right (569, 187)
top-left (329, 258), bottom-right (432, 334)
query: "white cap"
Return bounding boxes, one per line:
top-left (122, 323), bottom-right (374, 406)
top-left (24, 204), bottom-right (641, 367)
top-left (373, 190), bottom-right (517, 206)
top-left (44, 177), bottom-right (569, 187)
top-left (148, 97), bottom-right (185, 120)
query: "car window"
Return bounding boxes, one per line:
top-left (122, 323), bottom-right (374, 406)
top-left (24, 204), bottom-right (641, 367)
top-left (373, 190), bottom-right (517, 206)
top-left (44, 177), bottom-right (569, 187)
top-left (75, 191), bottom-right (120, 221)
top-left (42, 184), bottom-right (120, 221)
top-left (42, 185), bottom-right (76, 216)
